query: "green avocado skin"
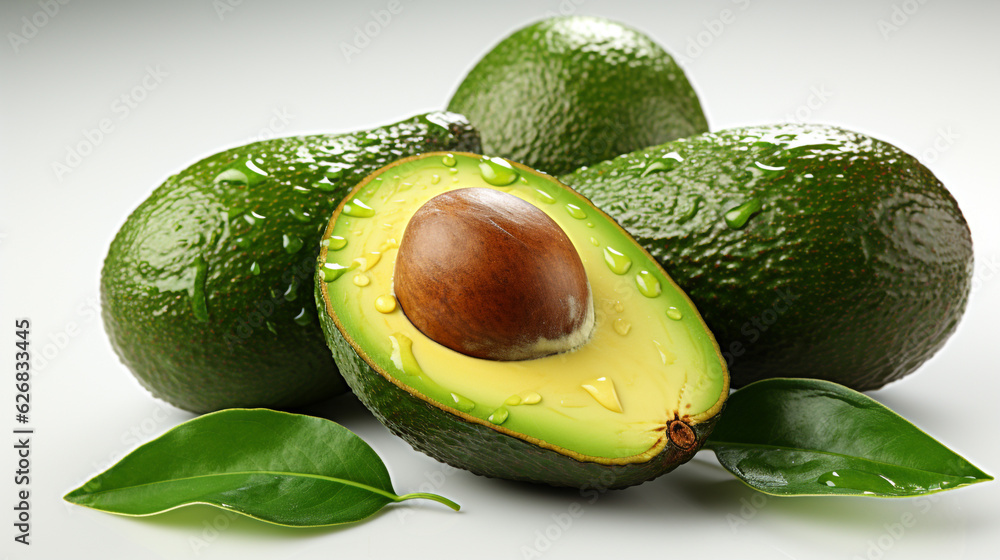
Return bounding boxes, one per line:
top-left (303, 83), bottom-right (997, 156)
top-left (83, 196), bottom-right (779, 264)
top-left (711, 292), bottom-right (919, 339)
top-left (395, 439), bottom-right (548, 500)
top-left (102, 112), bottom-right (480, 413)
top-left (447, 16), bottom-right (708, 176)
top-left (562, 124), bottom-right (973, 391)
top-left (316, 290), bottom-right (717, 489)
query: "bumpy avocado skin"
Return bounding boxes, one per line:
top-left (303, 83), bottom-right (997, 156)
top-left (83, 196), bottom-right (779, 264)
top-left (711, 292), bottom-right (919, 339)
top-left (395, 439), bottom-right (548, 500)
top-left (102, 113), bottom-right (480, 413)
top-left (316, 290), bottom-right (717, 489)
top-left (448, 16), bottom-right (708, 176)
top-left (562, 124), bottom-right (973, 391)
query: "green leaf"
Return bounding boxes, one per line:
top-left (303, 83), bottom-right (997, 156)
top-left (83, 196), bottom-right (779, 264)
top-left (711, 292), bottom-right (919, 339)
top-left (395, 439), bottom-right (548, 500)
top-left (64, 409), bottom-right (459, 526)
top-left (704, 378), bottom-right (992, 497)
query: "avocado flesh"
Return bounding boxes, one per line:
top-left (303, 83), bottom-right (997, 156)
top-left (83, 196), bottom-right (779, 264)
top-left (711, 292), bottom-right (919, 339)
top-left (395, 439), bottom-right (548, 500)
top-left (101, 112), bottom-right (480, 413)
top-left (561, 124), bottom-right (973, 391)
top-left (447, 16), bottom-right (708, 176)
top-left (317, 152), bottom-right (727, 486)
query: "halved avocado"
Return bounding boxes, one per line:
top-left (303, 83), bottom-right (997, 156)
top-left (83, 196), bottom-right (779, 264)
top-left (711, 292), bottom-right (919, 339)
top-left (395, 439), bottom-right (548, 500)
top-left (315, 152), bottom-right (728, 488)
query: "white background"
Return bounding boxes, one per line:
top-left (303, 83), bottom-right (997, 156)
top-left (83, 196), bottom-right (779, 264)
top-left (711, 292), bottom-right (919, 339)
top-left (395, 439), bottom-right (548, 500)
top-left (2, 1), bottom-right (999, 559)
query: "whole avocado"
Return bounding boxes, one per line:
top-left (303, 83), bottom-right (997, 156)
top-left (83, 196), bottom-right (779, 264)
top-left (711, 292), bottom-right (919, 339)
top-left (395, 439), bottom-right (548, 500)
top-left (102, 112), bottom-right (480, 413)
top-left (448, 16), bottom-right (708, 176)
top-left (562, 123), bottom-right (973, 391)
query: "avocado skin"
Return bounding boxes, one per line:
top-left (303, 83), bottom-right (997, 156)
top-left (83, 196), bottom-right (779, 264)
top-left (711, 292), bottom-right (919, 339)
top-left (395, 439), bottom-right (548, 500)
top-left (316, 290), bottom-right (717, 489)
top-left (447, 16), bottom-right (708, 176)
top-left (562, 124), bottom-right (973, 391)
top-left (102, 112), bottom-right (480, 413)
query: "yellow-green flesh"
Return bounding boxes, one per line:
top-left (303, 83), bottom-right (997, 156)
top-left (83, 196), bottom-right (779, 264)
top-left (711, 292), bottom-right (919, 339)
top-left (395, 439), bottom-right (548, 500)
top-left (322, 153), bottom-right (726, 460)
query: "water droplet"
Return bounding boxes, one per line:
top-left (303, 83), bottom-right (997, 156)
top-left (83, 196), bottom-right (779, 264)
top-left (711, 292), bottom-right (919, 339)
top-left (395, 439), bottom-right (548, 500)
top-left (283, 234), bottom-right (304, 254)
top-left (519, 176), bottom-right (529, 185)
top-left (565, 203), bottom-right (587, 219)
top-left (581, 377), bottom-right (623, 413)
top-left (328, 236), bottom-right (347, 250)
top-left (390, 332), bottom-right (432, 385)
top-left (663, 151), bottom-right (684, 163)
top-left (442, 154), bottom-right (456, 167)
top-left (250, 261), bottom-right (261, 276)
top-left (213, 168), bottom-right (248, 187)
top-left (521, 392), bottom-right (541, 405)
top-left (478, 156), bottom-right (518, 186)
top-left (586, 222), bottom-right (594, 228)
top-left (265, 321), bottom-right (278, 335)
top-left (635, 270), bottom-right (661, 298)
top-left (379, 238), bottom-right (399, 251)
top-left (314, 179), bottom-right (338, 192)
top-left (245, 159), bottom-right (268, 178)
top-left (283, 276), bottom-right (299, 301)
top-left (641, 152), bottom-right (683, 177)
top-left (504, 391), bottom-right (543, 406)
top-left (653, 340), bottom-right (676, 365)
top-left (724, 199), bottom-right (763, 229)
top-left (375, 294), bottom-right (397, 313)
top-left (816, 469), bottom-right (906, 494)
top-left (325, 168), bottom-right (344, 182)
top-left (613, 300), bottom-right (625, 313)
top-left (322, 262), bottom-right (354, 282)
top-left (353, 251), bottom-right (381, 271)
top-left (431, 174), bottom-right (441, 185)
top-left (342, 199), bottom-right (376, 218)
top-left (488, 406), bottom-right (509, 425)
top-left (754, 161), bottom-right (786, 171)
top-left (287, 207), bottom-right (311, 222)
top-left (678, 196), bottom-right (703, 224)
top-left (293, 308), bottom-right (311, 326)
top-left (534, 189), bottom-right (556, 204)
top-left (448, 167), bottom-right (459, 175)
top-left (450, 392), bottom-right (476, 412)
top-left (614, 318), bottom-right (631, 336)
top-left (190, 256), bottom-right (210, 323)
top-left (590, 237), bottom-right (600, 247)
top-left (603, 247), bottom-right (632, 275)
top-left (353, 274), bottom-right (370, 287)
top-left (666, 307), bottom-right (683, 321)
top-left (234, 237), bottom-right (250, 248)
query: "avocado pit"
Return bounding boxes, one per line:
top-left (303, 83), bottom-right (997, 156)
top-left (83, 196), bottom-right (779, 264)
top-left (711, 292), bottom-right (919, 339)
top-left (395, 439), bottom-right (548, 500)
top-left (393, 187), bottom-right (594, 361)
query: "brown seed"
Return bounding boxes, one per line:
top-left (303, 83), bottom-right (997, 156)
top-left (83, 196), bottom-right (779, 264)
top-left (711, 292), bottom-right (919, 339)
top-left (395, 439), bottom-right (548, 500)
top-left (394, 187), bottom-right (593, 361)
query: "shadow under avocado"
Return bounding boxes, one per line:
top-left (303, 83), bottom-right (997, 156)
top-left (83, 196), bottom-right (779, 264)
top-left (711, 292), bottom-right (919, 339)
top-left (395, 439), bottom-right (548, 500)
top-left (295, 391), bottom-right (373, 427)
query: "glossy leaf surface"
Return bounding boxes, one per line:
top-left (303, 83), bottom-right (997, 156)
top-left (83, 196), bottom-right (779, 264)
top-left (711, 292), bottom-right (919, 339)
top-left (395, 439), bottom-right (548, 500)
top-left (65, 409), bottom-right (459, 526)
top-left (705, 379), bottom-right (992, 497)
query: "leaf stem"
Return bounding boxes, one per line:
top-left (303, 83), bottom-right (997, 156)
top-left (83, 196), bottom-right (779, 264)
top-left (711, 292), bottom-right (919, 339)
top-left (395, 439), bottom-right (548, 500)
top-left (396, 492), bottom-right (461, 511)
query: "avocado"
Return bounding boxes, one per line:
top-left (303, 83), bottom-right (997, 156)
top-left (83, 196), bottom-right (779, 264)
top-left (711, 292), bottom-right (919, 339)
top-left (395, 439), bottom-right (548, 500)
top-left (315, 152), bottom-right (728, 488)
top-left (561, 124), bottom-right (973, 391)
top-left (102, 112), bottom-right (481, 413)
top-left (447, 16), bottom-right (708, 176)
